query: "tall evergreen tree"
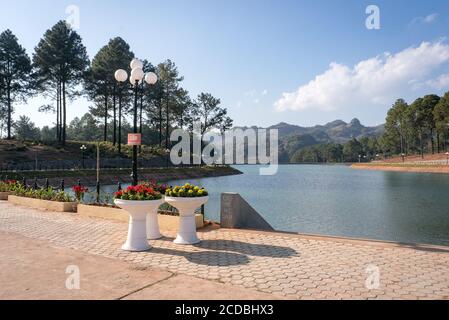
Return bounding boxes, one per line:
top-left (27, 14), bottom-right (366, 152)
top-left (434, 91), bottom-right (449, 152)
top-left (13, 115), bottom-right (40, 141)
top-left (0, 30), bottom-right (33, 139)
top-left (85, 37), bottom-right (134, 146)
top-left (33, 21), bottom-right (89, 146)
top-left (408, 98), bottom-right (427, 158)
top-left (192, 93), bottom-right (232, 135)
top-left (151, 60), bottom-right (184, 148)
top-left (421, 94), bottom-right (440, 153)
top-left (383, 99), bottom-right (409, 155)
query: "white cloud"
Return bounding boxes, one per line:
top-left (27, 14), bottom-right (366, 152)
top-left (275, 41), bottom-right (449, 112)
top-left (261, 89), bottom-right (268, 96)
top-left (427, 73), bottom-right (449, 89)
top-left (411, 13), bottom-right (439, 25)
top-left (253, 99), bottom-right (260, 104)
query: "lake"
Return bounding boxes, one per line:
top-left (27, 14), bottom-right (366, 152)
top-left (166, 165), bottom-right (449, 246)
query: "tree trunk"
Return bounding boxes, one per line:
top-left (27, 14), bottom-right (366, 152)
top-left (430, 128), bottom-right (435, 154)
top-left (420, 130), bottom-right (424, 159)
top-left (437, 133), bottom-right (440, 154)
top-left (118, 92), bottom-right (122, 154)
top-left (165, 100), bottom-right (169, 149)
top-left (139, 88), bottom-right (143, 152)
top-left (56, 82), bottom-right (60, 141)
top-left (158, 99), bottom-right (162, 147)
top-left (443, 132), bottom-right (447, 152)
top-left (112, 90), bottom-right (116, 146)
top-left (104, 94), bottom-right (108, 142)
top-left (6, 82), bottom-right (11, 140)
top-left (59, 81), bottom-right (63, 142)
top-left (62, 81), bottom-right (67, 146)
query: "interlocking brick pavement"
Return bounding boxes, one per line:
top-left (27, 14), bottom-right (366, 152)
top-left (1, 201), bottom-right (449, 300)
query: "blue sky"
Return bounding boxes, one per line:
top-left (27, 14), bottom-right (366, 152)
top-left (1, 0), bottom-right (449, 128)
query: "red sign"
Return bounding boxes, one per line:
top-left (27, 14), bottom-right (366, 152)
top-left (128, 133), bottom-right (142, 146)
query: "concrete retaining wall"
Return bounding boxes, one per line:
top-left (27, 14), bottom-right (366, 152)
top-left (8, 195), bottom-right (76, 212)
top-left (220, 193), bottom-right (274, 231)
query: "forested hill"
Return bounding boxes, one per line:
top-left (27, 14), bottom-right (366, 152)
top-left (267, 118), bottom-right (384, 143)
top-left (234, 119), bottom-right (385, 163)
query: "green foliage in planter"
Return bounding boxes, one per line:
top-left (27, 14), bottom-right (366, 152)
top-left (13, 184), bottom-right (73, 202)
top-left (165, 183), bottom-right (208, 198)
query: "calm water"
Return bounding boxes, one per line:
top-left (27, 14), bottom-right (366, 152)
top-left (165, 165), bottom-right (449, 246)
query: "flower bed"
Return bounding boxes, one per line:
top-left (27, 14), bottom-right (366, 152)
top-left (114, 185), bottom-right (162, 201)
top-left (0, 180), bottom-right (18, 200)
top-left (6, 182), bottom-right (76, 212)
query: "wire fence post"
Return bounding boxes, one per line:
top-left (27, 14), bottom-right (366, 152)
top-left (96, 181), bottom-right (100, 203)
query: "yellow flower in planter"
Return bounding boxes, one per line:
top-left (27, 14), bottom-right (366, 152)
top-left (165, 183), bottom-right (208, 198)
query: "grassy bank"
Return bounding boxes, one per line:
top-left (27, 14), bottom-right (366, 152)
top-left (2, 166), bottom-right (243, 186)
top-left (0, 139), bottom-right (165, 163)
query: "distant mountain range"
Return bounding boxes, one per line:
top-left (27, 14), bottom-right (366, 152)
top-left (234, 118), bottom-right (385, 163)
top-left (269, 118), bottom-right (384, 143)
top-left (237, 118), bottom-right (384, 143)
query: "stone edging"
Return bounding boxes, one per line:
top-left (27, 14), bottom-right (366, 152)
top-left (8, 195), bottom-right (76, 212)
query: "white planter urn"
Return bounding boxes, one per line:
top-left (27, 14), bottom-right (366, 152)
top-left (146, 196), bottom-right (164, 240)
top-left (114, 199), bottom-right (164, 251)
top-left (165, 196), bottom-right (209, 245)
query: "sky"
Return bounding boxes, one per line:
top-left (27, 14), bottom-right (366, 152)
top-left (1, 0), bottom-right (449, 128)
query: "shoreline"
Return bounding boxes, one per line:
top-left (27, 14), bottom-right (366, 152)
top-left (351, 163), bottom-right (449, 174)
top-left (2, 166), bottom-right (243, 186)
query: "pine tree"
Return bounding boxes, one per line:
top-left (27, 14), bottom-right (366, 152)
top-left (33, 21), bottom-right (89, 146)
top-left (85, 37), bottom-right (134, 147)
top-left (0, 30), bottom-right (33, 139)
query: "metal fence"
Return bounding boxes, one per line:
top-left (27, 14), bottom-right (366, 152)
top-left (0, 175), bottom-right (204, 216)
top-left (0, 156), bottom-right (175, 172)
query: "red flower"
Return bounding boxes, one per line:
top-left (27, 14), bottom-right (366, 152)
top-left (72, 185), bottom-right (88, 193)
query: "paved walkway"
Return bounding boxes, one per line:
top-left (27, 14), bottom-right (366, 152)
top-left (0, 232), bottom-right (277, 300)
top-left (1, 201), bottom-right (449, 300)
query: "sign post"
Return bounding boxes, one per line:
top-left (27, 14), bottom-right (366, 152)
top-left (128, 133), bottom-right (142, 146)
top-left (128, 133), bottom-right (141, 186)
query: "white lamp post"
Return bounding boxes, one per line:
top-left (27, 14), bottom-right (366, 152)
top-left (80, 145), bottom-right (87, 169)
top-left (114, 69), bottom-right (128, 154)
top-left (114, 59), bottom-right (158, 186)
